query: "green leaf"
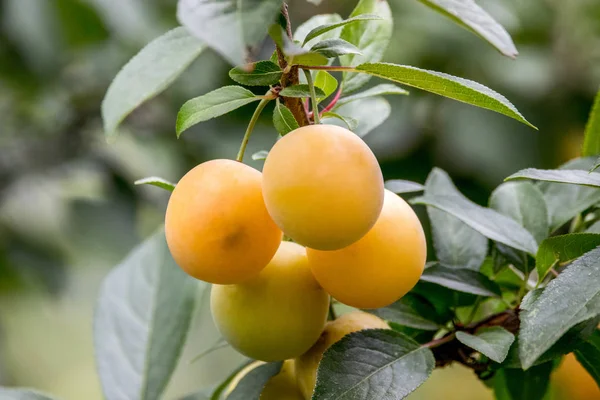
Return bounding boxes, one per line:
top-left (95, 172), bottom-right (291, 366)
top-left (176, 86), bottom-right (260, 136)
top-left (337, 84), bottom-right (409, 106)
top-left (251, 150), bottom-right (269, 161)
top-left (539, 157), bottom-right (600, 231)
top-left (134, 176), bottom-right (176, 192)
top-left (416, 0), bottom-right (518, 58)
top-left (592, 157), bottom-right (600, 172)
top-left (519, 247), bottom-right (600, 369)
top-left (0, 389), bottom-right (59, 400)
top-left (583, 86), bottom-right (600, 156)
top-left (310, 38), bottom-right (362, 58)
top-left (355, 63), bottom-right (536, 128)
top-left (101, 27), bottom-right (205, 140)
top-left (177, 0), bottom-right (281, 66)
top-left (269, 25), bottom-right (330, 67)
top-left (489, 181), bottom-right (548, 244)
top-left (413, 190), bottom-right (538, 256)
top-left (424, 168), bottom-right (488, 270)
top-left (368, 294), bottom-right (441, 331)
top-left (227, 362), bottom-right (283, 400)
top-left (321, 112), bottom-right (358, 131)
top-left (494, 363), bottom-right (553, 400)
top-left (279, 84), bottom-right (325, 98)
top-left (302, 14), bottom-right (383, 46)
top-left (507, 168), bottom-right (600, 188)
top-left (535, 233), bottom-right (600, 282)
top-left (294, 14), bottom-right (343, 48)
top-left (420, 264), bottom-right (501, 296)
top-left (94, 228), bottom-right (199, 400)
top-left (313, 330), bottom-right (435, 400)
top-left (384, 179), bottom-right (425, 194)
top-left (229, 61), bottom-right (282, 86)
top-left (314, 71), bottom-right (338, 101)
top-left (206, 361), bottom-right (254, 400)
top-left (340, 0), bottom-right (393, 93)
top-left (272, 100), bottom-right (299, 136)
top-left (574, 330), bottom-right (600, 388)
top-left (332, 96), bottom-right (390, 137)
top-left (456, 327), bottom-right (515, 363)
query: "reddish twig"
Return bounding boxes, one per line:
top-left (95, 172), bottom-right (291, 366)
top-left (319, 87), bottom-right (343, 117)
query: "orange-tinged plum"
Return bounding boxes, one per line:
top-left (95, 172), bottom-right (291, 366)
top-left (294, 311), bottom-right (389, 399)
top-left (261, 124), bottom-right (384, 250)
top-left (211, 241), bottom-right (330, 361)
top-left (165, 159), bottom-right (282, 284)
top-left (307, 189), bottom-right (427, 309)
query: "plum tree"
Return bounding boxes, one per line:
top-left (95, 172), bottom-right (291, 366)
top-left (165, 159), bottom-right (282, 284)
top-left (294, 311), bottom-right (390, 399)
top-left (211, 241), bottom-right (330, 361)
top-left (262, 125), bottom-right (384, 251)
top-left (307, 190), bottom-right (427, 309)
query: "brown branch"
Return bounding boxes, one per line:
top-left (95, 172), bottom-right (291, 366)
top-left (275, 3), bottom-right (309, 126)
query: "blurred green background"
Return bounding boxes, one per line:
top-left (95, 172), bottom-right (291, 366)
top-left (1, 0), bottom-right (599, 399)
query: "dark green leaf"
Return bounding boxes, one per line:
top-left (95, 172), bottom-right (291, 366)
top-left (501, 315), bottom-right (600, 369)
top-left (332, 96), bottom-right (390, 136)
top-left (251, 150), bottom-right (269, 161)
top-left (176, 86), bottom-right (259, 136)
top-left (416, 0), bottom-right (518, 58)
top-left (0, 389), bottom-right (59, 400)
top-left (536, 233), bottom-right (600, 281)
top-left (412, 282), bottom-right (477, 319)
top-left (94, 229), bottom-right (200, 400)
top-left (313, 329), bottom-right (435, 400)
top-left (134, 177), bottom-right (176, 192)
top-left (294, 14), bottom-right (343, 48)
top-left (310, 38), bottom-right (362, 58)
top-left (321, 112), bottom-right (358, 131)
top-left (229, 61), bottom-right (282, 86)
top-left (279, 84), bottom-right (325, 98)
top-left (367, 294), bottom-right (441, 331)
top-left (420, 264), bottom-right (501, 296)
top-left (384, 180), bottom-right (425, 194)
top-left (337, 84), bottom-right (409, 106)
top-left (424, 168), bottom-right (488, 270)
top-left (574, 330), bottom-right (600, 388)
top-left (495, 363), bottom-right (553, 400)
top-left (102, 27), bottom-right (205, 139)
top-left (519, 247), bottom-right (600, 369)
top-left (227, 362), bottom-right (283, 400)
top-left (412, 193), bottom-right (538, 255)
top-left (302, 14), bottom-right (383, 46)
top-left (355, 63), bottom-right (536, 128)
top-left (507, 168), bottom-right (600, 188)
top-left (456, 327), bottom-right (515, 363)
top-left (583, 86), bottom-right (600, 156)
top-left (340, 0), bottom-right (393, 93)
top-left (314, 71), bottom-right (338, 101)
top-left (177, 0), bottom-right (281, 66)
top-left (272, 100), bottom-right (299, 136)
top-left (539, 157), bottom-right (600, 231)
top-left (490, 181), bottom-right (548, 244)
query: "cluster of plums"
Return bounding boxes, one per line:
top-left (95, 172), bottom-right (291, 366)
top-left (165, 124), bottom-right (427, 399)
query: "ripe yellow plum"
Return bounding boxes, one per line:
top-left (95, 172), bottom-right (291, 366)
top-left (294, 311), bottom-right (389, 399)
top-left (261, 360), bottom-right (305, 400)
top-left (165, 159), bottom-right (282, 284)
top-left (262, 124), bottom-right (384, 250)
top-left (307, 189), bottom-right (426, 309)
top-left (211, 241), bottom-right (330, 361)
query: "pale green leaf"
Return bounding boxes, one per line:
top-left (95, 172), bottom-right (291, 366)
top-left (229, 61), bottom-right (282, 86)
top-left (272, 100), bottom-right (299, 136)
top-left (134, 177), bottom-right (176, 192)
top-left (302, 14), bottom-right (382, 46)
top-left (310, 38), bottom-right (362, 58)
top-left (0, 389), bottom-right (59, 400)
top-left (279, 84), bottom-right (325, 98)
top-left (456, 327), bottom-right (515, 363)
top-left (102, 27), bottom-right (205, 139)
top-left (251, 150), bottom-right (269, 161)
top-left (535, 233), bottom-right (600, 282)
top-left (176, 86), bottom-right (259, 136)
top-left (177, 0), bottom-right (281, 66)
top-left (332, 96), bottom-right (390, 137)
top-left (416, 0), bottom-right (518, 57)
top-left (314, 71), bottom-right (338, 101)
top-left (294, 14), bottom-right (343, 48)
top-left (355, 62), bottom-right (536, 128)
top-left (384, 180), bottom-right (424, 194)
top-left (583, 86), bottom-right (600, 156)
top-left (507, 168), bottom-right (600, 188)
top-left (321, 112), bottom-right (358, 131)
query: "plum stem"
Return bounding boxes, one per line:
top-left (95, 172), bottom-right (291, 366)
top-left (303, 69), bottom-right (321, 124)
top-left (236, 97), bottom-right (272, 162)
